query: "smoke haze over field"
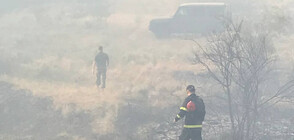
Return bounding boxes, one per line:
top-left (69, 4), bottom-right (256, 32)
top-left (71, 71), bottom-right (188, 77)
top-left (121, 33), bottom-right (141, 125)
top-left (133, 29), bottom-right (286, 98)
top-left (0, 0), bottom-right (294, 139)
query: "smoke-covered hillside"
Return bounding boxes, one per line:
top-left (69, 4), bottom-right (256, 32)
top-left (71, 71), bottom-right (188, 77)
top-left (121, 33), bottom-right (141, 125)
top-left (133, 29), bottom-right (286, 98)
top-left (0, 0), bottom-right (294, 139)
top-left (0, 81), bottom-right (95, 139)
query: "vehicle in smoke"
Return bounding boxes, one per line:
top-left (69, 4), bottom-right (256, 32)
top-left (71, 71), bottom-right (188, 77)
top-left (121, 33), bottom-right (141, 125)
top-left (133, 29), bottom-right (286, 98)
top-left (149, 3), bottom-right (230, 38)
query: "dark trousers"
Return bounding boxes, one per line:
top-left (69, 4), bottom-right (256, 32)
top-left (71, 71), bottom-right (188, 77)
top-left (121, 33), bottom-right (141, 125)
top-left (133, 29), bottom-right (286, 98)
top-left (179, 128), bottom-right (202, 140)
top-left (96, 68), bottom-right (107, 88)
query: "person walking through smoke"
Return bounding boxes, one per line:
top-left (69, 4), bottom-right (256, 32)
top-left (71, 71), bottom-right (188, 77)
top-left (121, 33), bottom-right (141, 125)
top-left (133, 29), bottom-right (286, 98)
top-left (92, 46), bottom-right (109, 89)
top-left (174, 85), bottom-right (206, 140)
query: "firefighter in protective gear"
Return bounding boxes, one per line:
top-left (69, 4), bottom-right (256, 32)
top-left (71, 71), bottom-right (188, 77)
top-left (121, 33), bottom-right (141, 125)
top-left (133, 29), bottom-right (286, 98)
top-left (174, 85), bottom-right (206, 140)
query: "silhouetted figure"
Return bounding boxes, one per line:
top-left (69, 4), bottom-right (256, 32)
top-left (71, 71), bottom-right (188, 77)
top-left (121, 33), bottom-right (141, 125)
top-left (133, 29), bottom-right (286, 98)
top-left (174, 85), bottom-right (206, 140)
top-left (92, 46), bottom-right (109, 89)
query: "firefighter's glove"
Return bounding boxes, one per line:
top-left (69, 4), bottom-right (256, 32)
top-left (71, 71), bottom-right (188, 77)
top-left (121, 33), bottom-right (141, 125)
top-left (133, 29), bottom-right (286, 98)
top-left (174, 117), bottom-right (180, 122)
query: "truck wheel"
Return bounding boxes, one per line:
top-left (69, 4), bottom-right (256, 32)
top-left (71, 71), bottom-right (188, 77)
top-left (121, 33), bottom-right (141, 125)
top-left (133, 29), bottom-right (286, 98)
top-left (154, 32), bottom-right (170, 39)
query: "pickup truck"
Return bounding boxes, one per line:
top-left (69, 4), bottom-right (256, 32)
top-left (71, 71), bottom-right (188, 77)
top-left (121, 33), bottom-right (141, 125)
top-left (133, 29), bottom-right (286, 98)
top-left (149, 3), bottom-right (229, 38)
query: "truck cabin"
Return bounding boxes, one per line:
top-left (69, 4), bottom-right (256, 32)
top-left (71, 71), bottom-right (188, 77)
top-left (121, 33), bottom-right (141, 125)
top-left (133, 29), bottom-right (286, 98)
top-left (149, 3), bottom-right (229, 38)
top-left (174, 3), bottom-right (227, 19)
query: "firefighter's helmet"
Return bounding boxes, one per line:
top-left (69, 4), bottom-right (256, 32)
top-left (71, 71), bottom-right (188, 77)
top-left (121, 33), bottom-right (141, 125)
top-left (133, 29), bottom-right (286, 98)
top-left (187, 101), bottom-right (196, 112)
